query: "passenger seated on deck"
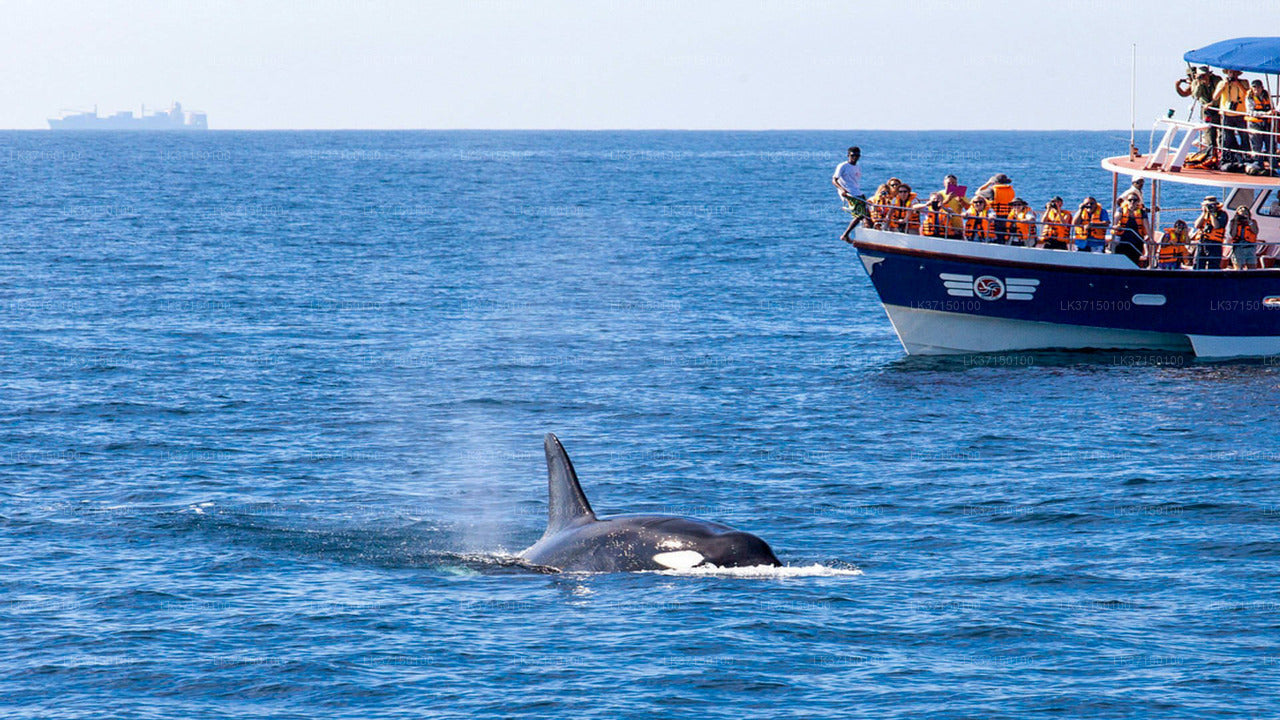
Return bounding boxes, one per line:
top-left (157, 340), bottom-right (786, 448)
top-left (1039, 197), bottom-right (1073, 250)
top-left (867, 184), bottom-right (893, 229)
top-left (1072, 197), bottom-right (1108, 252)
top-left (1192, 196), bottom-right (1229, 269)
top-left (1111, 195), bottom-right (1148, 266)
top-left (962, 197), bottom-right (993, 242)
top-left (914, 193), bottom-right (952, 238)
top-left (1228, 206), bottom-right (1259, 270)
top-left (1157, 220), bottom-right (1191, 269)
top-left (888, 184), bottom-right (918, 233)
top-left (1007, 198), bottom-right (1036, 246)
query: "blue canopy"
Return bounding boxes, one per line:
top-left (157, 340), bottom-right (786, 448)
top-left (1184, 37), bottom-right (1280, 74)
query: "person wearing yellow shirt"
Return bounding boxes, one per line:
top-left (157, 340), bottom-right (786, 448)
top-left (1212, 69), bottom-right (1250, 154)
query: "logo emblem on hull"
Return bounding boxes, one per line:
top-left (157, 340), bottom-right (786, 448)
top-left (940, 273), bottom-right (1039, 301)
top-left (973, 275), bottom-right (1005, 301)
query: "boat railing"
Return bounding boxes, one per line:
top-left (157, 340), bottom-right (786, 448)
top-left (859, 201), bottom-right (1277, 269)
top-left (1146, 119), bottom-right (1209, 172)
top-left (1149, 114), bottom-right (1280, 172)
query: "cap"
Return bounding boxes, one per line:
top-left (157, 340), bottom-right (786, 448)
top-left (1202, 195), bottom-right (1219, 205)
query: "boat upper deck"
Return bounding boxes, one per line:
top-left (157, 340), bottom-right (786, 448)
top-left (1102, 155), bottom-right (1280, 190)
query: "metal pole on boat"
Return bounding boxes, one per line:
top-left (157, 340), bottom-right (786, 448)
top-left (1148, 178), bottom-right (1158, 268)
top-left (1111, 172), bottom-right (1119, 223)
top-left (1130, 44), bottom-right (1137, 153)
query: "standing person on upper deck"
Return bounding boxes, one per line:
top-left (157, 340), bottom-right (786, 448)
top-left (1192, 196), bottom-right (1229, 269)
top-left (975, 174), bottom-right (1015, 243)
top-left (834, 146), bottom-right (865, 242)
top-left (1191, 66), bottom-right (1221, 151)
top-left (1228, 206), bottom-right (1259, 270)
top-left (1212, 69), bottom-right (1250, 156)
top-left (1246, 79), bottom-right (1274, 171)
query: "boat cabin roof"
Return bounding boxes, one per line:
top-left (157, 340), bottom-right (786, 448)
top-left (1184, 37), bottom-right (1280, 74)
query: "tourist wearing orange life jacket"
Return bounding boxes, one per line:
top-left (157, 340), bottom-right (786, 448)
top-left (1039, 197), bottom-right (1073, 250)
top-left (1192, 196), bottom-right (1229, 269)
top-left (1246, 79), bottom-right (1274, 169)
top-left (1156, 220), bottom-right (1191, 269)
top-left (1111, 195), bottom-right (1148, 266)
top-left (975, 174), bottom-right (1016, 243)
top-left (914, 193), bottom-right (952, 238)
top-left (1228, 205), bottom-right (1259, 270)
top-left (888, 184), bottom-right (918, 233)
top-left (1072, 197), bottom-right (1108, 252)
top-left (1007, 198), bottom-right (1036, 247)
top-left (867, 183), bottom-right (894, 229)
top-left (962, 197), bottom-right (993, 242)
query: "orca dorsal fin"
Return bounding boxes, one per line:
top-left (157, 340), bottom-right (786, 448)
top-left (542, 433), bottom-right (596, 537)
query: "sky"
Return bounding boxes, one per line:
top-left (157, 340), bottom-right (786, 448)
top-left (3, 0), bottom-right (1277, 130)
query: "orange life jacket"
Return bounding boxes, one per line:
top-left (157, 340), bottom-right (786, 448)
top-left (888, 193), bottom-right (917, 232)
top-left (1232, 221), bottom-right (1258, 245)
top-left (1248, 89), bottom-right (1274, 124)
top-left (1011, 208), bottom-right (1035, 243)
top-left (1041, 207), bottom-right (1072, 241)
top-left (1073, 207), bottom-right (1106, 241)
top-left (1116, 206), bottom-right (1147, 239)
top-left (920, 207), bottom-right (949, 237)
top-left (963, 208), bottom-right (992, 241)
top-left (990, 184), bottom-right (1015, 218)
top-left (868, 189), bottom-right (893, 223)
top-left (1197, 211), bottom-right (1226, 243)
top-left (1158, 228), bottom-right (1189, 262)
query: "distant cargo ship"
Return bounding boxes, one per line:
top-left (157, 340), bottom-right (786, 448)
top-left (48, 102), bottom-right (208, 130)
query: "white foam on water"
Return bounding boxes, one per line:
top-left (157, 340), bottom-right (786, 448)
top-left (658, 563), bottom-right (863, 578)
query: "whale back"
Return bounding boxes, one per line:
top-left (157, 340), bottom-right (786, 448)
top-left (542, 433), bottom-right (596, 538)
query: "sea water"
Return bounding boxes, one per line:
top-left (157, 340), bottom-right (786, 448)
top-left (2, 130), bottom-right (1278, 719)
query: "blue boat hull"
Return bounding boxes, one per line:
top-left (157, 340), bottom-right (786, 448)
top-left (852, 229), bottom-right (1280, 358)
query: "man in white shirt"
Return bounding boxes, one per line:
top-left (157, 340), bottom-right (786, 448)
top-left (833, 146), bottom-right (865, 242)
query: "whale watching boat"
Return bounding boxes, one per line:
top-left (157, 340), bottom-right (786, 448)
top-left (847, 37), bottom-right (1280, 359)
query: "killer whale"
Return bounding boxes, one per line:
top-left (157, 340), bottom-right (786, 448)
top-left (520, 434), bottom-right (782, 573)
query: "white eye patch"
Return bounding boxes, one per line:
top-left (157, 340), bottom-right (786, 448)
top-left (653, 550), bottom-right (705, 570)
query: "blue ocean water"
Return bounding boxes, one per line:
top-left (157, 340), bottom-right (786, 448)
top-left (2, 130), bottom-right (1279, 719)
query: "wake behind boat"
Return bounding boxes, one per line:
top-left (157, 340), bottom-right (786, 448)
top-left (844, 37), bottom-right (1280, 360)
